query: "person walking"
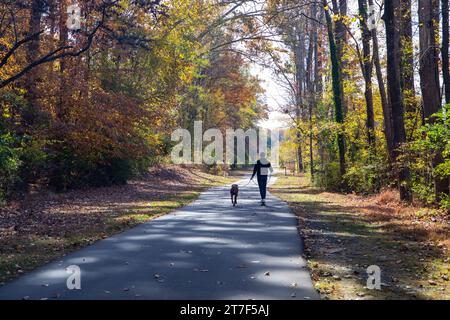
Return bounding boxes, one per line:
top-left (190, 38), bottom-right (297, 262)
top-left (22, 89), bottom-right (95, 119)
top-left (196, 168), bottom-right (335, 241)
top-left (251, 152), bottom-right (273, 206)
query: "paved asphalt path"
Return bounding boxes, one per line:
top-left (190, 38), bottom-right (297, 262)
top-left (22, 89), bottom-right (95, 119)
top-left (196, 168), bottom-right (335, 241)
top-left (0, 175), bottom-right (319, 300)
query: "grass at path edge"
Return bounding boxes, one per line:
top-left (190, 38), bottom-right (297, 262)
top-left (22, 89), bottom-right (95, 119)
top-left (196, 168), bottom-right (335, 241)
top-left (0, 169), bottom-right (238, 284)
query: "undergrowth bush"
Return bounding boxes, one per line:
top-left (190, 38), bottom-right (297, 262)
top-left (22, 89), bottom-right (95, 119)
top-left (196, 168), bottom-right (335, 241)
top-left (343, 161), bottom-right (387, 194)
top-left (405, 105), bottom-right (450, 210)
top-left (314, 161), bottom-right (341, 191)
top-left (0, 133), bottom-right (21, 201)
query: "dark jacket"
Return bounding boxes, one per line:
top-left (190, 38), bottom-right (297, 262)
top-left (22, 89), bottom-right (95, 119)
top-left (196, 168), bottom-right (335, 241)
top-left (251, 160), bottom-right (272, 180)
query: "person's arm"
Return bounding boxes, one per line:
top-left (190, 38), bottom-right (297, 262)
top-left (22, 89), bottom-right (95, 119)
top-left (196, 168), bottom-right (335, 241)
top-left (251, 162), bottom-right (258, 180)
top-left (269, 163), bottom-right (274, 174)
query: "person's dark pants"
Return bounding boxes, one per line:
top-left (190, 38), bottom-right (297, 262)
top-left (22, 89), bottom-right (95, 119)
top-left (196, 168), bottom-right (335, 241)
top-left (257, 175), bottom-right (268, 200)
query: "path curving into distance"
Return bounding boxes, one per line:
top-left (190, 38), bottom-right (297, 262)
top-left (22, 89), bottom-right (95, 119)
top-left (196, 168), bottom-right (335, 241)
top-left (0, 175), bottom-right (319, 300)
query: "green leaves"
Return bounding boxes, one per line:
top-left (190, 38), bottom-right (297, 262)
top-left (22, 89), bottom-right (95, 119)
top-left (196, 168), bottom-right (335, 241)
top-left (0, 133), bottom-right (22, 201)
top-left (405, 104), bottom-right (450, 207)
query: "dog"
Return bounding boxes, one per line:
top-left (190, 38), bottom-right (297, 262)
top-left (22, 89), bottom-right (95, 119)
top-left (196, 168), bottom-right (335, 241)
top-left (230, 184), bottom-right (239, 206)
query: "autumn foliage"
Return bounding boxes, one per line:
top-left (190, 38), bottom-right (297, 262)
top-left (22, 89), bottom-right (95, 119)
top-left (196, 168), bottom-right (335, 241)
top-left (0, 0), bottom-right (266, 199)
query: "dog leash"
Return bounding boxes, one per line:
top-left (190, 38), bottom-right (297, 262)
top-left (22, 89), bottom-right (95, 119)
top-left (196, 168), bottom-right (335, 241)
top-left (241, 174), bottom-right (272, 187)
top-left (241, 179), bottom-right (253, 187)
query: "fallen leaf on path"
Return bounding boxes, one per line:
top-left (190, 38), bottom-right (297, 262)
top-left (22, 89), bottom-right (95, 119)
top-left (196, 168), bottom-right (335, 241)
top-left (321, 248), bottom-right (345, 254)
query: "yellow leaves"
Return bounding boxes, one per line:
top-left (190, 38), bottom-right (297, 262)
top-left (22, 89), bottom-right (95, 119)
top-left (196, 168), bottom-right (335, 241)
top-left (2, 106), bottom-right (11, 119)
top-left (331, 14), bottom-right (357, 27)
top-left (0, 36), bottom-right (20, 82)
top-left (1, 103), bottom-right (12, 119)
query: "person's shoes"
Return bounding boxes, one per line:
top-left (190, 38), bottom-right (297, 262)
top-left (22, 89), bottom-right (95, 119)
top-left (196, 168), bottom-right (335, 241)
top-left (261, 201), bottom-right (266, 206)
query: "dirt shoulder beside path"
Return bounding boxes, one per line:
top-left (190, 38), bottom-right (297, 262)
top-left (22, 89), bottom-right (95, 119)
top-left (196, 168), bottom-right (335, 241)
top-left (270, 175), bottom-right (449, 300)
top-left (0, 165), bottom-right (236, 284)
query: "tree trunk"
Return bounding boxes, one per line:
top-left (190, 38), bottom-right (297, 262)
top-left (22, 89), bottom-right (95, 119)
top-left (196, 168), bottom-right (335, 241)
top-left (369, 0), bottom-right (394, 161)
top-left (58, 0), bottom-right (69, 120)
top-left (383, 0), bottom-right (412, 202)
top-left (294, 23), bottom-right (306, 173)
top-left (418, 0), bottom-right (449, 200)
top-left (296, 128), bottom-right (304, 173)
top-left (26, 0), bottom-right (44, 118)
top-left (306, 5), bottom-right (318, 182)
top-left (322, 0), bottom-right (346, 179)
top-left (443, 0), bottom-right (450, 104)
top-left (400, 0), bottom-right (416, 115)
top-left (312, 6), bottom-right (324, 182)
top-left (358, 0), bottom-right (375, 147)
top-left (331, 0), bottom-right (347, 116)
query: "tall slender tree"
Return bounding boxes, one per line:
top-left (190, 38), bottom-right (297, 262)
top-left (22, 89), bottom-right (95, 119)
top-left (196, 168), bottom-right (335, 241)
top-left (58, 0), bottom-right (68, 120)
top-left (383, 0), bottom-right (412, 201)
top-left (305, 3), bottom-right (319, 181)
top-left (322, 0), bottom-right (346, 179)
top-left (400, 0), bottom-right (416, 115)
top-left (358, 0), bottom-right (375, 146)
top-left (331, 0), bottom-right (348, 116)
top-left (294, 30), bottom-right (306, 173)
top-left (26, 0), bottom-right (45, 121)
top-left (368, 0), bottom-right (394, 161)
top-left (443, 0), bottom-right (450, 104)
top-left (418, 0), bottom-right (449, 199)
